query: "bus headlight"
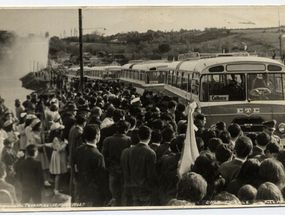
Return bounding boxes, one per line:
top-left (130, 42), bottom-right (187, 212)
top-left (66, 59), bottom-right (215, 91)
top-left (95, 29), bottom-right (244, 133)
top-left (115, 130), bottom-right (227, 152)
top-left (278, 123), bottom-right (285, 133)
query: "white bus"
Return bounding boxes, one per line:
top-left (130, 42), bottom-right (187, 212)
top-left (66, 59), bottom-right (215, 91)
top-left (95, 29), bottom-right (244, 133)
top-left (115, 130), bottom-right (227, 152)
top-left (165, 56), bottom-right (285, 137)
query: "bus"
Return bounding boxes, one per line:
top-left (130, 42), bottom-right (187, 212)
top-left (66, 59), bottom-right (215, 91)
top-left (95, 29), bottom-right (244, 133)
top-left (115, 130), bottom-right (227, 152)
top-left (120, 61), bottom-right (169, 94)
top-left (164, 56), bottom-right (285, 139)
top-left (84, 65), bottom-right (121, 81)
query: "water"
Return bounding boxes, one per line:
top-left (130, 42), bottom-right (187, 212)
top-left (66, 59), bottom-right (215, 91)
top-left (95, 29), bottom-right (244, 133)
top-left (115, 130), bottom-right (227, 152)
top-left (0, 76), bottom-right (33, 114)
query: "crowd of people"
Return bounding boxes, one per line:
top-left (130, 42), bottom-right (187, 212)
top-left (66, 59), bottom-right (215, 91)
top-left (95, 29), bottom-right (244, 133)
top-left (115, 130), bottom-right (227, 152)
top-left (0, 79), bottom-right (285, 207)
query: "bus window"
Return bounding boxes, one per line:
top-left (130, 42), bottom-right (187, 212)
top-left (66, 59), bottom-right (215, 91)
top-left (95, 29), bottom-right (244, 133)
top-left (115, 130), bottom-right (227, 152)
top-left (173, 72), bottom-right (177, 87)
top-left (134, 71), bottom-right (139, 80)
top-left (158, 71), bottom-right (164, 83)
top-left (168, 71), bottom-right (173, 85)
top-left (140, 71), bottom-right (145, 82)
top-left (181, 72), bottom-right (187, 90)
top-left (147, 71), bottom-right (158, 84)
top-left (248, 73), bottom-right (284, 100)
top-left (187, 73), bottom-right (191, 93)
top-left (177, 72), bottom-right (181, 88)
top-left (201, 74), bottom-right (245, 102)
top-left (192, 72), bottom-right (200, 95)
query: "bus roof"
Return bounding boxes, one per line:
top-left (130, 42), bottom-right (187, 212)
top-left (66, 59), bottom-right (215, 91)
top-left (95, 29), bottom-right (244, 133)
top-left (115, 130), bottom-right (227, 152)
top-left (89, 66), bottom-right (106, 71)
top-left (177, 56), bottom-right (285, 72)
top-left (132, 62), bottom-right (170, 71)
top-left (122, 63), bottom-right (135, 69)
top-left (104, 65), bottom-right (122, 70)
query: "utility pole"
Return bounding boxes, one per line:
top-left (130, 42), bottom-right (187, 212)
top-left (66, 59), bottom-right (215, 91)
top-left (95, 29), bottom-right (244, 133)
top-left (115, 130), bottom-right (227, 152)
top-left (79, 9), bottom-right (84, 92)
top-left (279, 8), bottom-right (283, 60)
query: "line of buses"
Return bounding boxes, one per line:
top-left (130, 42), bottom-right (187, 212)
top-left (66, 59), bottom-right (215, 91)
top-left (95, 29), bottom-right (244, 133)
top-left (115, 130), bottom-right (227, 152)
top-left (65, 52), bottom-right (285, 141)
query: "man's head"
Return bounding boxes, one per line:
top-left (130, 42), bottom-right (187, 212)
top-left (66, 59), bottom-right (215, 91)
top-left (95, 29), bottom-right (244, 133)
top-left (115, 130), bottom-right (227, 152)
top-left (208, 137), bottom-right (223, 153)
top-left (113, 109), bottom-right (125, 123)
top-left (176, 172), bottom-right (207, 203)
top-left (235, 136), bottom-right (253, 159)
top-left (116, 120), bottom-right (130, 134)
top-left (125, 115), bottom-right (137, 130)
top-left (263, 120), bottom-right (276, 136)
top-left (26, 144), bottom-right (38, 158)
top-left (138, 125), bottom-right (151, 142)
top-left (256, 132), bottom-right (271, 147)
top-left (76, 114), bottom-right (88, 127)
top-left (83, 124), bottom-right (100, 144)
top-left (228, 123), bottom-right (242, 139)
top-left (162, 127), bottom-right (175, 143)
top-left (91, 106), bottom-right (102, 118)
top-left (151, 130), bottom-right (162, 144)
top-left (167, 100), bottom-right (177, 112)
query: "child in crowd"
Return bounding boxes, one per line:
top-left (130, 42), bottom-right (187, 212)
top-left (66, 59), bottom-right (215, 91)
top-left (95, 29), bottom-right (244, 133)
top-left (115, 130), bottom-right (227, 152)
top-left (45, 122), bottom-right (68, 194)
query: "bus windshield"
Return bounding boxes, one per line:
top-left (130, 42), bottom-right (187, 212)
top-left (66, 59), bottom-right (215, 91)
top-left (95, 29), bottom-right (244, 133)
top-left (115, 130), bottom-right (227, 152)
top-left (248, 73), bottom-right (285, 101)
top-left (200, 73), bottom-right (285, 102)
top-left (200, 74), bottom-right (246, 102)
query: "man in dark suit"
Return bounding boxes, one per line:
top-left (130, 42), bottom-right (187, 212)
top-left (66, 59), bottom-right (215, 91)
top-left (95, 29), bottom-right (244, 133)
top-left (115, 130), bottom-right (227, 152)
top-left (128, 125), bottom-right (160, 206)
top-left (219, 136), bottom-right (253, 186)
top-left (62, 104), bottom-right (77, 141)
top-left (69, 114), bottom-right (87, 200)
top-left (18, 144), bottom-right (44, 203)
top-left (98, 109), bottom-right (125, 151)
top-left (0, 162), bottom-right (17, 203)
top-left (73, 124), bottom-right (111, 206)
top-left (102, 120), bottom-right (131, 206)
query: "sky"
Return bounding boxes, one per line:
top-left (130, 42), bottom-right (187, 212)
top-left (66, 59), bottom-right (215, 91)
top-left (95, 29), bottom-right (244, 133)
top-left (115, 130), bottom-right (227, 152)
top-left (0, 5), bottom-right (285, 38)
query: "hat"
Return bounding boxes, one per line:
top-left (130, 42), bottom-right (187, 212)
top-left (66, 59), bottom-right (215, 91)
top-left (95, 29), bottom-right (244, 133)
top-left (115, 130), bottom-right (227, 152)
top-left (263, 120), bottom-right (276, 129)
top-left (26, 114), bottom-right (37, 120)
top-left (20, 112), bottom-right (27, 118)
top-left (77, 105), bottom-right (90, 112)
top-left (30, 118), bottom-right (41, 128)
top-left (66, 104), bottom-right (78, 112)
top-left (3, 120), bottom-right (13, 127)
top-left (3, 109), bottom-right (12, 116)
top-left (130, 97), bottom-right (140, 105)
top-left (50, 122), bottom-right (65, 131)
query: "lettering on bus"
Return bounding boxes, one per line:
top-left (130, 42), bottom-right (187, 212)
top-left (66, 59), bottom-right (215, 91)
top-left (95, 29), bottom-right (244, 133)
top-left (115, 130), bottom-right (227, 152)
top-left (210, 95), bottom-right (229, 101)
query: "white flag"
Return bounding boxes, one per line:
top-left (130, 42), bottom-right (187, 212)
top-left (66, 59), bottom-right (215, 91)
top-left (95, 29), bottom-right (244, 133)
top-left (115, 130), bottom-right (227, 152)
top-left (177, 102), bottom-right (200, 179)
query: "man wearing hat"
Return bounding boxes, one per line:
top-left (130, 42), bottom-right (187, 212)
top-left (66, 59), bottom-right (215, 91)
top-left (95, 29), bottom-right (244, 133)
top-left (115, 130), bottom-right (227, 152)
top-left (77, 105), bottom-right (91, 118)
top-left (262, 120), bottom-right (281, 144)
top-left (63, 104), bottom-right (78, 142)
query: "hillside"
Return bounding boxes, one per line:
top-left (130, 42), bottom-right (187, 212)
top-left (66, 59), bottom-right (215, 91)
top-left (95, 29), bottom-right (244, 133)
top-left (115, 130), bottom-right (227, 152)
top-left (1, 26), bottom-right (285, 67)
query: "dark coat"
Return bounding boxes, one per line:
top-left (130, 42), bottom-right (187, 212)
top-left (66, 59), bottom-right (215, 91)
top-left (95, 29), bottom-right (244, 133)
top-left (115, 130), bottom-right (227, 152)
top-left (156, 142), bottom-right (171, 161)
top-left (102, 133), bottom-right (131, 175)
top-left (129, 143), bottom-right (159, 196)
top-left (73, 144), bottom-right (111, 204)
top-left (18, 157), bottom-right (44, 191)
top-left (62, 114), bottom-right (76, 141)
top-left (219, 159), bottom-right (244, 186)
top-left (248, 146), bottom-right (263, 159)
top-left (98, 123), bottom-right (117, 152)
